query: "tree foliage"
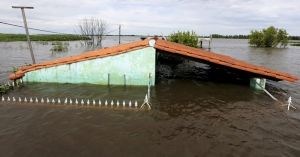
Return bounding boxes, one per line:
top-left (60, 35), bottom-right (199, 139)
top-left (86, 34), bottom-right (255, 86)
top-left (249, 26), bottom-right (288, 48)
top-left (168, 31), bottom-right (199, 48)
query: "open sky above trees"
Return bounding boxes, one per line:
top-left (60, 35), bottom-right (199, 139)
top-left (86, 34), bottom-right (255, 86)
top-left (0, 0), bottom-right (299, 36)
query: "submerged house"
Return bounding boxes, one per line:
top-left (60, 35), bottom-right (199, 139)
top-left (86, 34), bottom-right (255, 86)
top-left (9, 39), bottom-right (298, 90)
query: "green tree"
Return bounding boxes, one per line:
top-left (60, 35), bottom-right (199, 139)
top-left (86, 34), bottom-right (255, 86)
top-left (262, 26), bottom-right (277, 47)
top-left (169, 31), bottom-right (199, 48)
top-left (277, 29), bottom-right (288, 48)
top-left (249, 26), bottom-right (289, 48)
top-left (249, 30), bottom-right (264, 47)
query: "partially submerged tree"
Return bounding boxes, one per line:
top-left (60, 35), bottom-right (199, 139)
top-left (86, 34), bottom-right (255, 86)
top-left (78, 18), bottom-right (107, 48)
top-left (276, 29), bottom-right (289, 47)
top-left (168, 31), bottom-right (199, 48)
top-left (249, 30), bottom-right (264, 47)
top-left (249, 26), bottom-right (288, 48)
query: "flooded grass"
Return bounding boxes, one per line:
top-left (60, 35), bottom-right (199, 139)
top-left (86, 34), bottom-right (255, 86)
top-left (51, 41), bottom-right (69, 52)
top-left (289, 40), bottom-right (300, 46)
top-left (290, 43), bottom-right (300, 46)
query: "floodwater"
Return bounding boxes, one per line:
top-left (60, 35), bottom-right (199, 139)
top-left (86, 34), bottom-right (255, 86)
top-left (0, 37), bottom-right (300, 157)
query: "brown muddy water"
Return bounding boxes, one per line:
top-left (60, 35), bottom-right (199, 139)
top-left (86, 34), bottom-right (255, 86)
top-left (0, 37), bottom-right (300, 157)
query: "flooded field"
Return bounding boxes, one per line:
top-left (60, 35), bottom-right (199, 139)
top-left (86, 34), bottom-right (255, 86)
top-left (0, 37), bottom-right (300, 156)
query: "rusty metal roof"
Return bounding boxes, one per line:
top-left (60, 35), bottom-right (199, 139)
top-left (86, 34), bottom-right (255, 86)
top-left (9, 39), bottom-right (298, 82)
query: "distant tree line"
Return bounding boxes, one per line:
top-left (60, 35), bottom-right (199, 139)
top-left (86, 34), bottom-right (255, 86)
top-left (289, 36), bottom-right (300, 40)
top-left (0, 33), bottom-right (89, 42)
top-left (210, 34), bottom-right (249, 39)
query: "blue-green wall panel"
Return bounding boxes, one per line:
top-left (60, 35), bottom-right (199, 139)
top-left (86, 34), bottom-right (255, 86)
top-left (24, 47), bottom-right (156, 86)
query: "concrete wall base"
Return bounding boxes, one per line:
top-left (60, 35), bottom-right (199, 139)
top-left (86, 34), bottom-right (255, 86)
top-left (250, 78), bottom-right (266, 90)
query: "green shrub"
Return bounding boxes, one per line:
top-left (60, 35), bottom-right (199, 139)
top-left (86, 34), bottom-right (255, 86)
top-left (0, 84), bottom-right (10, 95)
top-left (51, 41), bottom-right (68, 52)
top-left (249, 26), bottom-right (288, 48)
top-left (168, 31), bottom-right (199, 48)
top-left (12, 67), bottom-right (18, 73)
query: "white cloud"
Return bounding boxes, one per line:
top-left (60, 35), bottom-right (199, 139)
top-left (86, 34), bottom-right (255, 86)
top-left (0, 0), bottom-right (299, 35)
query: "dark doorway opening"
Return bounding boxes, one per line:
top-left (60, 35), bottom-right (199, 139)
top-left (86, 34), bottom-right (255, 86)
top-left (155, 50), bottom-right (259, 85)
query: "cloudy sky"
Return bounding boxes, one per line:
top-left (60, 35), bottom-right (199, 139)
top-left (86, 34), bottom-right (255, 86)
top-left (0, 0), bottom-right (299, 35)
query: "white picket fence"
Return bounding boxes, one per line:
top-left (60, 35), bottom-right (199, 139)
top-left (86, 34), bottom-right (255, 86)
top-left (0, 95), bottom-right (151, 110)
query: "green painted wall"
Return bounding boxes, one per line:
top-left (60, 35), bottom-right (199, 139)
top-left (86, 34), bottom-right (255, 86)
top-left (24, 47), bottom-right (156, 86)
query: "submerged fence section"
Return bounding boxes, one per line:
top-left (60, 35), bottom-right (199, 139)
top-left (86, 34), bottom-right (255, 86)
top-left (1, 95), bottom-right (151, 111)
top-left (0, 78), bottom-right (152, 111)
